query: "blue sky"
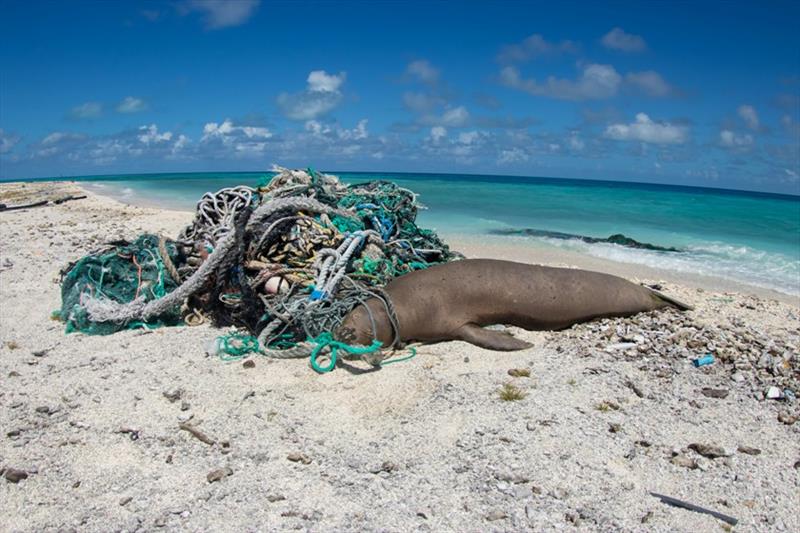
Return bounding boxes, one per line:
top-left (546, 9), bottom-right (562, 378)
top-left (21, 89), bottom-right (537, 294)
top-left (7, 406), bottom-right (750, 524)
top-left (1, 1), bottom-right (798, 194)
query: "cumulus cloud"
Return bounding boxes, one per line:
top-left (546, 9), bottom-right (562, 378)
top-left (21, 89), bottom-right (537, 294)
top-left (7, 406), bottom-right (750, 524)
top-left (298, 119), bottom-right (381, 158)
top-left (0, 129), bottom-right (21, 154)
top-left (500, 64), bottom-right (622, 101)
top-left (307, 70), bottom-right (346, 92)
top-left (498, 147), bottom-right (529, 164)
top-left (604, 113), bottom-right (688, 144)
top-left (277, 70), bottom-right (347, 120)
top-left (201, 119), bottom-right (273, 155)
top-left (27, 124), bottom-right (188, 165)
top-left (601, 28), bottom-right (647, 52)
top-left (117, 96), bottom-right (148, 113)
top-left (406, 60), bottom-right (440, 85)
top-left (180, 0), bottom-right (260, 29)
top-left (42, 132), bottom-right (82, 145)
top-left (625, 71), bottom-right (673, 97)
top-left (138, 124), bottom-right (173, 144)
top-left (719, 129), bottom-right (754, 148)
top-left (737, 105), bottom-right (759, 130)
top-left (498, 34), bottom-right (579, 63)
top-left (304, 119), bottom-right (368, 141)
top-left (429, 126), bottom-right (447, 143)
top-left (423, 128), bottom-right (494, 163)
top-left (419, 106), bottom-right (470, 127)
top-left (69, 102), bottom-right (103, 120)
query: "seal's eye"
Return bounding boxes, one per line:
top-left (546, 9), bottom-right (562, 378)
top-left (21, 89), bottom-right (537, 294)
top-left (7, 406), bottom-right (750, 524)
top-left (336, 325), bottom-right (357, 343)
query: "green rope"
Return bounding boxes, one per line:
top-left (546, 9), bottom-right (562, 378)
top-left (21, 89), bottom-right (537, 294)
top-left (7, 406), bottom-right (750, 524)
top-left (216, 332), bottom-right (260, 361)
top-left (380, 346), bottom-right (417, 366)
top-left (309, 332), bottom-right (383, 373)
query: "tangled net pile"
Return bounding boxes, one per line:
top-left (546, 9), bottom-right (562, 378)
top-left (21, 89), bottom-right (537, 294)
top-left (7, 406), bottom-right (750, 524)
top-left (59, 167), bottom-right (459, 365)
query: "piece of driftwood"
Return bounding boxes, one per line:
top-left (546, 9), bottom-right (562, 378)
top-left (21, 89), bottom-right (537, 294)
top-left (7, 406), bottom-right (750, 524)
top-left (650, 492), bottom-right (738, 526)
top-left (179, 422), bottom-right (216, 445)
top-left (0, 195), bottom-right (87, 212)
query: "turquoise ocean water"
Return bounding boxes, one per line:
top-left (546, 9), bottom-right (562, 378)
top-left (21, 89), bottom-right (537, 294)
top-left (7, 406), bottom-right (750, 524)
top-left (70, 171), bottom-right (800, 297)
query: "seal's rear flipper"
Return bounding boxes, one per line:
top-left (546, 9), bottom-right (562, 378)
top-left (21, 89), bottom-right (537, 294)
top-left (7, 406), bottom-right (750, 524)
top-left (455, 324), bottom-right (533, 351)
top-left (647, 288), bottom-right (693, 311)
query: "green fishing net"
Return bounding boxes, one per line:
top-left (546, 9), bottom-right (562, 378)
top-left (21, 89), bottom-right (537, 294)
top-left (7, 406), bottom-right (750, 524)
top-left (59, 234), bottom-right (184, 334)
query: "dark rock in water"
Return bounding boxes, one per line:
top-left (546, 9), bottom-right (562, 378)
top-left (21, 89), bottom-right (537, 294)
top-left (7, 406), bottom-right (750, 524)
top-left (489, 228), bottom-right (682, 253)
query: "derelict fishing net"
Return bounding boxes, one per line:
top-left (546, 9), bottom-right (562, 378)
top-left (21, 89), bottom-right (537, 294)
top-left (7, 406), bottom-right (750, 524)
top-left (58, 168), bottom-right (459, 354)
top-left (59, 234), bottom-right (184, 334)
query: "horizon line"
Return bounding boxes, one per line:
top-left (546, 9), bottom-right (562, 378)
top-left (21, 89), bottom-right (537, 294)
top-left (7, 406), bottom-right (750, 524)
top-left (2, 168), bottom-right (798, 200)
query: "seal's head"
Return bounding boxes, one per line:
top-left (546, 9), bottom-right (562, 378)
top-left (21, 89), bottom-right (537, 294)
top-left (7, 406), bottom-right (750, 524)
top-left (335, 305), bottom-right (373, 345)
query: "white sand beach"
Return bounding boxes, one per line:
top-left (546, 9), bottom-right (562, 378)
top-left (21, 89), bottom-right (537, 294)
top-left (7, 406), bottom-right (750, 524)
top-left (1, 181), bottom-right (798, 532)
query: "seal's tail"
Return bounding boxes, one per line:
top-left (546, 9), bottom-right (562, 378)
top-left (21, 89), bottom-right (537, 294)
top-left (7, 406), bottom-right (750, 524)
top-left (646, 287), bottom-right (693, 311)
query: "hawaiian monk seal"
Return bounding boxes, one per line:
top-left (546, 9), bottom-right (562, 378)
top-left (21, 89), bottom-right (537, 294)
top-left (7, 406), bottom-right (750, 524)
top-left (337, 259), bottom-right (690, 351)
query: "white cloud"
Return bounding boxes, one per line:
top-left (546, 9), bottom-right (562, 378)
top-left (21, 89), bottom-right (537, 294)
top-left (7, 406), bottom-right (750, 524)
top-left (202, 119), bottom-right (271, 142)
top-left (33, 132), bottom-right (87, 157)
top-left (277, 70), bottom-right (347, 120)
top-left (307, 70), bottom-right (346, 92)
top-left (170, 134), bottom-right (190, 157)
top-left (180, 0), bottom-right (260, 29)
top-left (298, 119), bottom-right (380, 158)
top-left (500, 64), bottom-right (622, 101)
top-left (138, 124), bottom-right (173, 144)
top-left (305, 119), bottom-right (368, 141)
top-left (429, 126), bottom-right (447, 143)
top-left (601, 28), bottom-right (647, 52)
top-left (498, 34), bottom-right (579, 63)
top-left (458, 131), bottom-right (481, 145)
top-left (737, 105), bottom-right (759, 130)
top-left (406, 60), bottom-right (440, 84)
top-left (0, 129), bottom-right (20, 154)
top-left (604, 113), bottom-right (688, 144)
top-left (420, 106), bottom-right (470, 127)
top-left (498, 147), bottom-right (529, 164)
top-left (625, 71), bottom-right (673, 97)
top-left (201, 118), bottom-right (273, 157)
top-left (719, 129), bottom-right (753, 148)
top-left (441, 106), bottom-right (469, 127)
top-left (42, 132), bottom-right (85, 145)
top-left (69, 102), bottom-right (103, 119)
top-left (117, 96), bottom-right (148, 113)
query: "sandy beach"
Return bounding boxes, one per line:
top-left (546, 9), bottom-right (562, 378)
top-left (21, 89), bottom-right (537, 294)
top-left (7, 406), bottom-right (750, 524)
top-left (1, 181), bottom-right (798, 532)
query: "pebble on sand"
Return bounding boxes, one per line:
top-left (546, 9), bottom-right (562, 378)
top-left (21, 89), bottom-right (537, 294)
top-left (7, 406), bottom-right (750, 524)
top-left (287, 452), bottom-right (313, 465)
top-left (207, 467), bottom-right (233, 483)
top-left (4, 468), bottom-right (29, 483)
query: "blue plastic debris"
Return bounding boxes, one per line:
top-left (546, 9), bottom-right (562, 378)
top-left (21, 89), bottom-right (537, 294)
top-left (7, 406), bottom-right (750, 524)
top-left (309, 289), bottom-right (326, 301)
top-left (692, 354), bottom-right (715, 367)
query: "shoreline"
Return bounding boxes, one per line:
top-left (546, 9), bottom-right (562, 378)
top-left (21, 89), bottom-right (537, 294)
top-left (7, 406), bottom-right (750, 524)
top-left (80, 180), bottom-right (799, 306)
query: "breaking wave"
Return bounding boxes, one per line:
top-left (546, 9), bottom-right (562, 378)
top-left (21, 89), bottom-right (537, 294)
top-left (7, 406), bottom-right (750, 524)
top-left (511, 234), bottom-right (799, 296)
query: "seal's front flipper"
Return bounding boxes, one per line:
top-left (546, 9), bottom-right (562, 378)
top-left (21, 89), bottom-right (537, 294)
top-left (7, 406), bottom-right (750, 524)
top-left (454, 324), bottom-right (533, 351)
